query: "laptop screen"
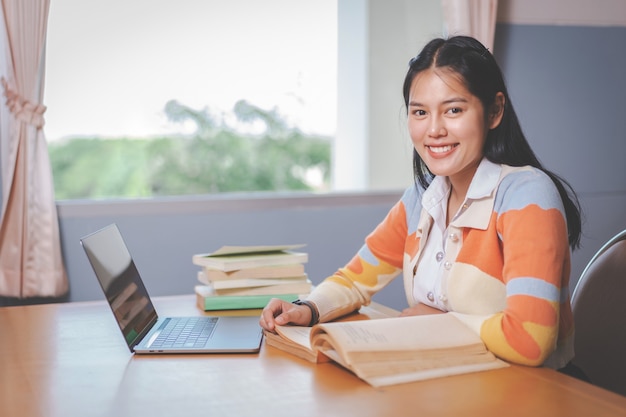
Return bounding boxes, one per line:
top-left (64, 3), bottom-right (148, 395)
top-left (81, 224), bottom-right (158, 349)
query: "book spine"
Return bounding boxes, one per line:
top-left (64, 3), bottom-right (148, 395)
top-left (197, 293), bottom-right (299, 311)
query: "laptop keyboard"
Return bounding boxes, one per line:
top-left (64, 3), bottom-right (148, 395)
top-left (150, 317), bottom-right (218, 349)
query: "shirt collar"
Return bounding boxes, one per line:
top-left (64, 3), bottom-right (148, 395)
top-left (466, 158), bottom-right (502, 200)
top-left (421, 158), bottom-right (503, 230)
top-left (422, 159), bottom-right (501, 206)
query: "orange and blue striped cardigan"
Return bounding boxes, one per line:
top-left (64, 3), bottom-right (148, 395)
top-left (307, 161), bottom-right (574, 368)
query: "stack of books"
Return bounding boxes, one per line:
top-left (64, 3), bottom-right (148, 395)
top-left (192, 244), bottom-right (312, 311)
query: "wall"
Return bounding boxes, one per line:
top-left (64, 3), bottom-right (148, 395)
top-left (493, 23), bottom-right (626, 291)
top-left (58, 192), bottom-right (407, 309)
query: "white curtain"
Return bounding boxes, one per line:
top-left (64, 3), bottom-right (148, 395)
top-left (0, 0), bottom-right (68, 298)
top-left (441, 0), bottom-right (499, 52)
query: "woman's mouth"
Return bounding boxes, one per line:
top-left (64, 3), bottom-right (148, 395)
top-left (427, 144), bottom-right (458, 153)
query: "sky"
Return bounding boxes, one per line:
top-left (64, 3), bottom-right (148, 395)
top-left (44, 0), bottom-right (337, 141)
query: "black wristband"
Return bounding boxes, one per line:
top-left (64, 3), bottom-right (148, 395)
top-left (292, 299), bottom-right (319, 327)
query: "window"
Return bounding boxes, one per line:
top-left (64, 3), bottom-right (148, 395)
top-left (44, 0), bottom-right (337, 199)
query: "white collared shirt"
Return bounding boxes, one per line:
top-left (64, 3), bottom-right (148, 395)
top-left (412, 159), bottom-right (502, 310)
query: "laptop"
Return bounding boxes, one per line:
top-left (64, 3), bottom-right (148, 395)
top-left (80, 223), bottom-right (263, 354)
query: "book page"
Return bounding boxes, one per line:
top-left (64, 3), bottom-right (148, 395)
top-left (349, 350), bottom-right (500, 378)
top-left (265, 329), bottom-right (330, 363)
top-left (272, 305), bottom-right (401, 350)
top-left (274, 325), bottom-right (313, 349)
top-left (310, 314), bottom-right (486, 363)
top-left (363, 360), bottom-right (509, 388)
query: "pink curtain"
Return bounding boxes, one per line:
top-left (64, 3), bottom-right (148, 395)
top-left (441, 0), bottom-right (499, 52)
top-left (0, 0), bottom-right (68, 298)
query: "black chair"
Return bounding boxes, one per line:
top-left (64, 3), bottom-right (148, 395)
top-left (571, 230), bottom-right (626, 396)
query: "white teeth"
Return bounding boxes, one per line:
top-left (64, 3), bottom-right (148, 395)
top-left (429, 145), bottom-right (454, 153)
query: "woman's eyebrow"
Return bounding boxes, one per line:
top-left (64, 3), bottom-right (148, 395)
top-left (408, 97), bottom-right (468, 107)
top-left (442, 97), bottom-right (468, 105)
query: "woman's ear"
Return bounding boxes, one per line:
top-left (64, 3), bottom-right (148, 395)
top-left (488, 92), bottom-right (505, 129)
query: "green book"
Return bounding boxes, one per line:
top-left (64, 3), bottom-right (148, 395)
top-left (195, 285), bottom-right (299, 311)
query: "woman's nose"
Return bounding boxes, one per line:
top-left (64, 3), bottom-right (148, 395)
top-left (428, 119), bottom-right (447, 137)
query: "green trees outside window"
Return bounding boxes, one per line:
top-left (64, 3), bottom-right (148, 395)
top-left (49, 100), bottom-right (331, 200)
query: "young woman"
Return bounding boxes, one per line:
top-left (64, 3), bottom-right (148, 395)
top-left (260, 36), bottom-right (582, 371)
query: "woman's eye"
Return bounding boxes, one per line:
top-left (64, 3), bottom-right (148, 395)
top-left (413, 109), bottom-right (426, 116)
top-left (447, 107), bottom-right (462, 114)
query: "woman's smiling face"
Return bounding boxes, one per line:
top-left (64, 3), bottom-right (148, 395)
top-left (407, 68), bottom-right (501, 184)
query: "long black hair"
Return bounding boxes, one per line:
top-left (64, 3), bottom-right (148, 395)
top-left (403, 36), bottom-right (582, 249)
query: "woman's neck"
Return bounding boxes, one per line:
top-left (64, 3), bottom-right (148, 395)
top-left (446, 187), bottom-right (467, 226)
top-left (446, 166), bottom-right (478, 226)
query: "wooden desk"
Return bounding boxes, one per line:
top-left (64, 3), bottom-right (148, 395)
top-left (1, 295), bottom-right (625, 417)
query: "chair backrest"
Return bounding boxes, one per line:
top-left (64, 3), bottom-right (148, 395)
top-left (571, 230), bottom-right (626, 396)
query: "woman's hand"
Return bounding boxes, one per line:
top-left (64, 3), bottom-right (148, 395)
top-left (259, 298), bottom-right (312, 332)
top-left (399, 303), bottom-right (445, 317)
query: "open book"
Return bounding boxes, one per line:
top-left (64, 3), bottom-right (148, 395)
top-left (265, 312), bottom-right (508, 387)
top-left (264, 303), bottom-right (399, 362)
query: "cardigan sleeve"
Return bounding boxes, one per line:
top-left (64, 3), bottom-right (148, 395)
top-left (479, 169), bottom-right (572, 366)
top-left (306, 189), bottom-right (413, 323)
